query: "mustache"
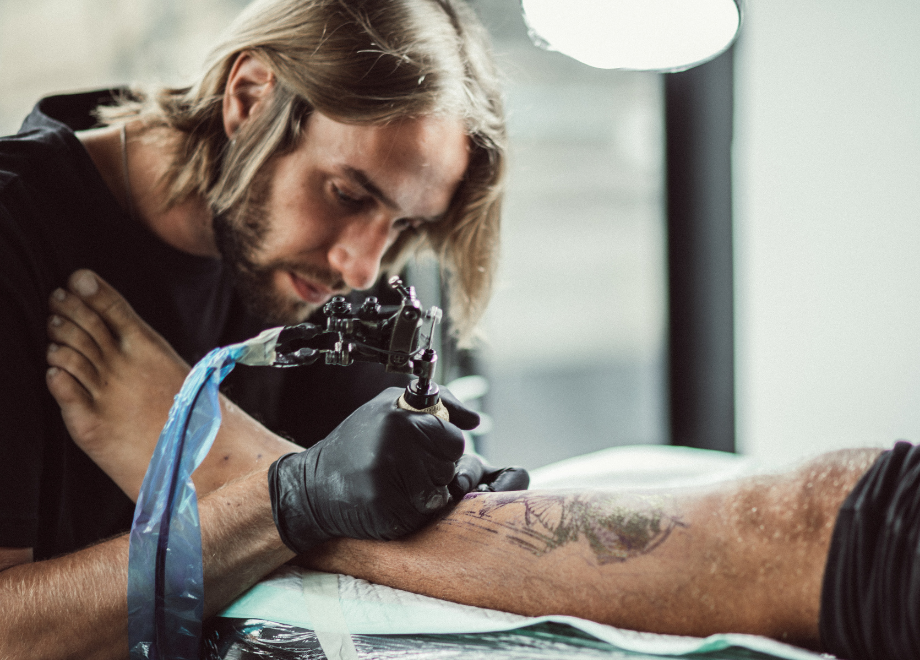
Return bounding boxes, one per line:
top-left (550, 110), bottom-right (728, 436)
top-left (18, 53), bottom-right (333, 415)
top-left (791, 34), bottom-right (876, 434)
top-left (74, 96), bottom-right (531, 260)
top-left (285, 262), bottom-right (348, 293)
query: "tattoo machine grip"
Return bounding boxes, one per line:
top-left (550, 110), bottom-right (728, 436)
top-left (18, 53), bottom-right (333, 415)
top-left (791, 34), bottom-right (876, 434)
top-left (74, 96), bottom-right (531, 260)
top-left (396, 348), bottom-right (449, 422)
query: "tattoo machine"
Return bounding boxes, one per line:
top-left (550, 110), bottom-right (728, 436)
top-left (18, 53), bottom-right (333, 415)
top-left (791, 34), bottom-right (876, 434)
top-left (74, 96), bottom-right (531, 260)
top-left (127, 275), bottom-right (450, 660)
top-left (271, 275), bottom-right (450, 421)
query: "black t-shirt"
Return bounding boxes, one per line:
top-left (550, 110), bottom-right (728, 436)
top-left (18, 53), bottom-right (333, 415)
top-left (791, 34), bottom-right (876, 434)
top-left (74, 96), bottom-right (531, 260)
top-left (0, 90), bottom-right (407, 559)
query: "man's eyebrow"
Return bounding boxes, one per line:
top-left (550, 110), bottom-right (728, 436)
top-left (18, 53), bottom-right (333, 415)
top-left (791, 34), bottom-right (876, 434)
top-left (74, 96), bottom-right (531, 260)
top-left (343, 166), bottom-right (446, 224)
top-left (343, 166), bottom-right (399, 211)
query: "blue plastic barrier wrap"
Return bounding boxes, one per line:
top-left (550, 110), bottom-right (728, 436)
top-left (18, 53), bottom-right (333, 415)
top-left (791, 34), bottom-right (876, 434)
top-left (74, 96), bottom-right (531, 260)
top-left (127, 329), bottom-right (283, 659)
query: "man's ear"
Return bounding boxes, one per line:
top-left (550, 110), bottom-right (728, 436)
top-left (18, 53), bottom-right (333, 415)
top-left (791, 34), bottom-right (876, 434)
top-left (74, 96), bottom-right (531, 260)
top-left (223, 52), bottom-right (276, 139)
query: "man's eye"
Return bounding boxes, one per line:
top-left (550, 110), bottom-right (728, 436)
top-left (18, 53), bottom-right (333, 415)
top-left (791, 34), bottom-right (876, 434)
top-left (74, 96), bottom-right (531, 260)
top-left (393, 218), bottom-right (422, 232)
top-left (332, 184), bottom-right (365, 208)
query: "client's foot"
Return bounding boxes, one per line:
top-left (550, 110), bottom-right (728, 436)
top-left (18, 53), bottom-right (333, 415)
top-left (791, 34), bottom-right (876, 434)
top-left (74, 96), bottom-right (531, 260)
top-left (46, 270), bottom-right (191, 498)
top-left (46, 269), bottom-right (301, 500)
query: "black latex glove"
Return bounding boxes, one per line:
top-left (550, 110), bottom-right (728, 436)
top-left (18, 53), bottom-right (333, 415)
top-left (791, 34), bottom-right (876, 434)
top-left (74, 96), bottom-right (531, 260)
top-left (448, 454), bottom-right (530, 500)
top-left (269, 386), bottom-right (479, 554)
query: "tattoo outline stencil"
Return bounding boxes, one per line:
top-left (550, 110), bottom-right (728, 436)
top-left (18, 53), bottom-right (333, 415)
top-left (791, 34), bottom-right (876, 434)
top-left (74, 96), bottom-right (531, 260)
top-left (447, 491), bottom-right (686, 565)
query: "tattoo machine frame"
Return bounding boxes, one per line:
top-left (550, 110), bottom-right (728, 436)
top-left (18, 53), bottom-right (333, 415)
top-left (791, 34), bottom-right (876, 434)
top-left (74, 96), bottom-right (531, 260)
top-left (273, 275), bottom-right (449, 418)
top-left (127, 276), bottom-right (447, 660)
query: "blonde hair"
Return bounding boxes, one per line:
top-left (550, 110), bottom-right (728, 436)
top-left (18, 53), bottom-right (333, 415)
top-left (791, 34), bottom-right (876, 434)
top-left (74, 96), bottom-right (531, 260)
top-left (103, 0), bottom-right (505, 344)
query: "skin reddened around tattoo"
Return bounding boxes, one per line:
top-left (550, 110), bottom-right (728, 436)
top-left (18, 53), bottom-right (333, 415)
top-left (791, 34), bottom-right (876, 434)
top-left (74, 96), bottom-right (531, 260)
top-left (443, 491), bottom-right (686, 565)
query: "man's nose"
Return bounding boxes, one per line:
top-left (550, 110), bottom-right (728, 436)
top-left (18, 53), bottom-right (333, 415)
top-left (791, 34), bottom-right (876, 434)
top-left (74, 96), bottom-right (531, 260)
top-left (326, 218), bottom-right (392, 290)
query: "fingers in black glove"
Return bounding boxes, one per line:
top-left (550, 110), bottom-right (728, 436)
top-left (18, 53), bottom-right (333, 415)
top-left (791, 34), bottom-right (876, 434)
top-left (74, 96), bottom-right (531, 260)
top-left (448, 454), bottom-right (530, 501)
top-left (448, 454), bottom-right (487, 500)
top-left (437, 387), bottom-right (481, 431)
top-left (480, 466), bottom-right (530, 492)
top-left (400, 448), bottom-right (456, 514)
top-left (269, 387), bottom-right (467, 554)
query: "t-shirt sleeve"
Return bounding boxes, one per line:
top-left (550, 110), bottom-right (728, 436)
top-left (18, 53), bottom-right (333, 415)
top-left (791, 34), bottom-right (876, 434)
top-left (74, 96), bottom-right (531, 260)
top-left (820, 441), bottom-right (920, 659)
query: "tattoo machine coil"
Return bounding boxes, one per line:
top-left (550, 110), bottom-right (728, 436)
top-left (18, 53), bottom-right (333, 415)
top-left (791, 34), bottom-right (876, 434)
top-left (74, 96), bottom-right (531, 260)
top-left (272, 275), bottom-right (449, 420)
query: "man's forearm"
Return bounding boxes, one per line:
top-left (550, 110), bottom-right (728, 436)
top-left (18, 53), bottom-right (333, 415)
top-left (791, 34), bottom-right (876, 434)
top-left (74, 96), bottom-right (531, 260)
top-left (0, 468), bottom-right (294, 660)
top-left (198, 468), bottom-right (295, 613)
top-left (306, 449), bottom-right (882, 649)
top-left (0, 534), bottom-right (130, 660)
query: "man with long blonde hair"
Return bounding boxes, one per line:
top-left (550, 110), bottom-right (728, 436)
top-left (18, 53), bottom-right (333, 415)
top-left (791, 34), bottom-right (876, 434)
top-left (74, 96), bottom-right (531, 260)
top-left (104, 0), bottom-right (505, 338)
top-left (0, 1), bottom-right (522, 657)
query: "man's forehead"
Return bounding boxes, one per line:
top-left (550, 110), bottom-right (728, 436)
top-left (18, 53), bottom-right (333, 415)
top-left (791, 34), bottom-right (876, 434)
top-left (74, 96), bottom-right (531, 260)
top-left (307, 111), bottom-right (470, 215)
top-left (307, 111), bottom-right (468, 160)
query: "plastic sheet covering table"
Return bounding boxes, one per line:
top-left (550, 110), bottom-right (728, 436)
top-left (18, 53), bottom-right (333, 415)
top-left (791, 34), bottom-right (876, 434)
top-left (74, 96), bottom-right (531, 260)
top-left (210, 566), bottom-right (823, 660)
top-left (203, 618), bottom-right (817, 660)
top-left (208, 446), bottom-right (817, 660)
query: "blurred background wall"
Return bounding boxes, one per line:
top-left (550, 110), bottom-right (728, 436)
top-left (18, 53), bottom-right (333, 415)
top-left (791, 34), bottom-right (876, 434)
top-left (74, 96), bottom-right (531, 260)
top-left (735, 0), bottom-right (920, 467)
top-left (0, 0), bottom-right (248, 134)
top-left (468, 2), bottom-right (667, 469)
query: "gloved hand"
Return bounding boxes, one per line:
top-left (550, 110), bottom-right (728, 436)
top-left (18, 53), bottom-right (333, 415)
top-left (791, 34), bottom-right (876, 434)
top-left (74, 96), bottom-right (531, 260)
top-left (448, 454), bottom-right (530, 501)
top-left (269, 386), bottom-right (478, 554)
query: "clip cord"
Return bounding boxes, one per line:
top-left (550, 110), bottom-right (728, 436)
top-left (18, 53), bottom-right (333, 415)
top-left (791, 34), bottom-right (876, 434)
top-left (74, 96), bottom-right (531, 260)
top-left (127, 349), bottom-right (236, 660)
top-left (127, 328), bottom-right (284, 660)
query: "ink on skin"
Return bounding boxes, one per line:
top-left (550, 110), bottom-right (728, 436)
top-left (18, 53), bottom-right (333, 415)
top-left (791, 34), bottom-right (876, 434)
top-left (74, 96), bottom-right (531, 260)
top-left (449, 491), bottom-right (686, 565)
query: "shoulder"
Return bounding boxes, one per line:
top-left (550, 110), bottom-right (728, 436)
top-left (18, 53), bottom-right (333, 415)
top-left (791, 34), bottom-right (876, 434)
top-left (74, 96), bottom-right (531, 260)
top-left (0, 89), bottom-right (124, 194)
top-left (0, 126), bottom-right (81, 247)
top-left (0, 96), bottom-right (120, 315)
top-left (0, 124), bottom-right (83, 211)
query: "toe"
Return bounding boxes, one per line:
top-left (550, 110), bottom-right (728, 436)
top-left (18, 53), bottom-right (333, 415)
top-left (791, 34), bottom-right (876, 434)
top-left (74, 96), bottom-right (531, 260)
top-left (47, 313), bottom-right (104, 365)
top-left (46, 366), bottom-right (105, 451)
top-left (67, 270), bottom-right (150, 341)
top-left (46, 342), bottom-right (101, 395)
top-left (46, 365), bottom-right (92, 408)
top-left (50, 285), bottom-right (118, 355)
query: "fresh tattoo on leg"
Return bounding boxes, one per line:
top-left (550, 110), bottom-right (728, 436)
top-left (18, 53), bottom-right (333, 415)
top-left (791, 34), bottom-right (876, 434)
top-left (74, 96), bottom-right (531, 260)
top-left (445, 491), bottom-right (686, 564)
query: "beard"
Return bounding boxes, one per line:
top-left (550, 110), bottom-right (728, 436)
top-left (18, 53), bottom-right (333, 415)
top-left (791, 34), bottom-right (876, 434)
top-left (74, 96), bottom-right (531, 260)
top-left (212, 163), bottom-right (346, 326)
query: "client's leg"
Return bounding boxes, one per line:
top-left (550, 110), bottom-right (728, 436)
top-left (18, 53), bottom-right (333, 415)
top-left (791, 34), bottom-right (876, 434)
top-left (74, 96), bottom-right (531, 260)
top-left (305, 448), bottom-right (881, 649)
